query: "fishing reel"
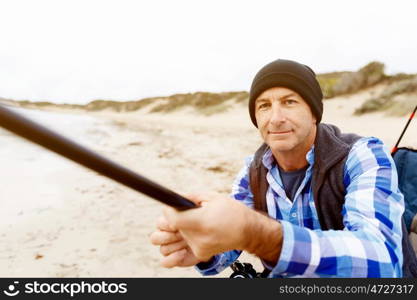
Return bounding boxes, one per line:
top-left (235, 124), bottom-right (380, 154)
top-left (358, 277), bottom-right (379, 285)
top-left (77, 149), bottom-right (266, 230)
top-left (229, 260), bottom-right (267, 278)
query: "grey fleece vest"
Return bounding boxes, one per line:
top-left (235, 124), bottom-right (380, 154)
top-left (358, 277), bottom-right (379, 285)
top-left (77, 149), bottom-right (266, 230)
top-left (249, 123), bottom-right (417, 277)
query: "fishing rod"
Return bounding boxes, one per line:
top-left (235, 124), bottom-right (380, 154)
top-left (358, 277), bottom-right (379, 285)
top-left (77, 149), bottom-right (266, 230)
top-left (0, 104), bottom-right (197, 211)
top-left (391, 104), bottom-right (417, 154)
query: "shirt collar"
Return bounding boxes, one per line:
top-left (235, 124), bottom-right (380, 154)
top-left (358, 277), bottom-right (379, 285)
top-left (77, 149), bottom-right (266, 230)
top-left (262, 145), bottom-right (315, 170)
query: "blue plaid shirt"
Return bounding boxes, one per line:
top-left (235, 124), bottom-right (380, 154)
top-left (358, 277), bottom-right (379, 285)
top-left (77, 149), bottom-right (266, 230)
top-left (196, 137), bottom-right (405, 277)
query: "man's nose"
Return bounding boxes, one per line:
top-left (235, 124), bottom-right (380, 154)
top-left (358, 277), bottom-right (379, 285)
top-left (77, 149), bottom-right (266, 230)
top-left (269, 103), bottom-right (286, 125)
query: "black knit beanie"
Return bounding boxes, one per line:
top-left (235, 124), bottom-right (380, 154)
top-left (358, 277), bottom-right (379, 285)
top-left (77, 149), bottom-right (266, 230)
top-left (249, 59), bottom-right (323, 127)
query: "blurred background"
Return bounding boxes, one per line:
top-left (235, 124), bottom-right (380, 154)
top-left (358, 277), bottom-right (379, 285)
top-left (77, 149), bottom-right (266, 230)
top-left (0, 0), bottom-right (416, 277)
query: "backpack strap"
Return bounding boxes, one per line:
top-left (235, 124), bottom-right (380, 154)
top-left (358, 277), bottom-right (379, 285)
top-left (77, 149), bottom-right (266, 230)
top-left (249, 143), bottom-right (270, 213)
top-left (248, 143), bottom-right (273, 277)
top-left (412, 215), bottom-right (417, 234)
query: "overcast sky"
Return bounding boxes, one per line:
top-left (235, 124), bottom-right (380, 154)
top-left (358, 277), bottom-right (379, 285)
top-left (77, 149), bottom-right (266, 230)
top-left (1, 0), bottom-right (416, 104)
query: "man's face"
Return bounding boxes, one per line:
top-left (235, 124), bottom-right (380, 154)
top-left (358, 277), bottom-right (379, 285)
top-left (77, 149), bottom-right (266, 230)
top-left (255, 87), bottom-right (317, 154)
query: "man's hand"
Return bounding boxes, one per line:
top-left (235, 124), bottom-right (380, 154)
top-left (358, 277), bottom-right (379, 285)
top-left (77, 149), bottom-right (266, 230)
top-left (150, 193), bottom-right (283, 268)
top-left (149, 215), bottom-right (201, 268)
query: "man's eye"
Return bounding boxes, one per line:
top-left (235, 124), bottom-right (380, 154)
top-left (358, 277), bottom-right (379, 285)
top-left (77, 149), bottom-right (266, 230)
top-left (285, 99), bottom-right (297, 105)
top-left (258, 103), bottom-right (270, 109)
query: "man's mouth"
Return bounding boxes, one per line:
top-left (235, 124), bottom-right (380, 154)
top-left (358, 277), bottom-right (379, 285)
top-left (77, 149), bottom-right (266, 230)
top-left (268, 130), bottom-right (292, 135)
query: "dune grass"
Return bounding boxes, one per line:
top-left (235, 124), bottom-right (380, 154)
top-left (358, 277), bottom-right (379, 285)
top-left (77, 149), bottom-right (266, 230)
top-left (354, 77), bottom-right (417, 116)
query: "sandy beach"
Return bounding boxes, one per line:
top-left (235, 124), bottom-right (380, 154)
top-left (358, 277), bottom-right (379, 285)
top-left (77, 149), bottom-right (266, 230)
top-left (0, 87), bottom-right (416, 277)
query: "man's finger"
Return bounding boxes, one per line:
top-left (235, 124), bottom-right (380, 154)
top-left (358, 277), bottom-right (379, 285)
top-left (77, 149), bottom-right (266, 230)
top-left (163, 206), bottom-right (201, 231)
top-left (178, 193), bottom-right (204, 206)
top-left (149, 230), bottom-right (182, 246)
top-left (157, 215), bottom-right (177, 232)
top-left (160, 239), bottom-right (188, 256)
top-left (183, 193), bottom-right (220, 206)
top-left (160, 248), bottom-right (187, 268)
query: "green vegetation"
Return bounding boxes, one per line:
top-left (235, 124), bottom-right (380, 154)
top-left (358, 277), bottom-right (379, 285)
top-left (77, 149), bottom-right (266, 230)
top-left (317, 72), bottom-right (348, 98)
top-left (318, 61), bottom-right (387, 98)
top-left (85, 99), bottom-right (155, 112)
top-left (4, 61), bottom-right (415, 117)
top-left (12, 91), bottom-right (248, 114)
top-left (354, 77), bottom-right (417, 116)
top-left (149, 91), bottom-right (247, 113)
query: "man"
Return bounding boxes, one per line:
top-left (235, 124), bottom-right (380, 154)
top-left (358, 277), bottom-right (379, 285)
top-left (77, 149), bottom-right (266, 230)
top-left (150, 59), bottom-right (406, 277)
